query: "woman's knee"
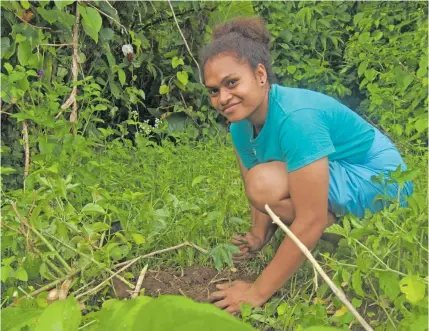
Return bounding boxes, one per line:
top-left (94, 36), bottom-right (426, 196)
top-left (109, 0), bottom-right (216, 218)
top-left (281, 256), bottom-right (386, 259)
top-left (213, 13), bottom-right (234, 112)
top-left (245, 161), bottom-right (289, 210)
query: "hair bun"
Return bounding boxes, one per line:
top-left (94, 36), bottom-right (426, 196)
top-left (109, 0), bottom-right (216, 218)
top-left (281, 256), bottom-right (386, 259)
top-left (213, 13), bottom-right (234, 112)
top-left (212, 17), bottom-right (270, 47)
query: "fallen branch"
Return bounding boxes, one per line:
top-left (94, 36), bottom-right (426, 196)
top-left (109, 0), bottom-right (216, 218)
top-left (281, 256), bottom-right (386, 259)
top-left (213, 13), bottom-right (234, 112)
top-left (264, 204), bottom-right (374, 331)
top-left (113, 241), bottom-right (207, 269)
top-left (167, 0), bottom-right (203, 84)
top-left (22, 120), bottom-right (29, 177)
top-left (25, 270), bottom-right (80, 298)
top-left (131, 264), bottom-right (148, 298)
top-left (11, 203), bottom-right (72, 273)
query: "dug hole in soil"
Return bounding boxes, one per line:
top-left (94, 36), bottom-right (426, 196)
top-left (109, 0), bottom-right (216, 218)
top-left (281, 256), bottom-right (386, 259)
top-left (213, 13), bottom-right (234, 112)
top-left (113, 266), bottom-right (258, 302)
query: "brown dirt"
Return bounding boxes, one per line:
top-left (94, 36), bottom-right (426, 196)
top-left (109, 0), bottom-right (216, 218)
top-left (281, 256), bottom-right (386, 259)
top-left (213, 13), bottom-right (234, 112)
top-left (113, 266), bottom-right (258, 302)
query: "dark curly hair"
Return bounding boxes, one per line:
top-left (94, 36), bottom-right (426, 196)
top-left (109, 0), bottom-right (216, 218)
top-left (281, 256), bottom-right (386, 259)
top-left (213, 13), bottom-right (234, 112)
top-left (200, 17), bottom-right (275, 83)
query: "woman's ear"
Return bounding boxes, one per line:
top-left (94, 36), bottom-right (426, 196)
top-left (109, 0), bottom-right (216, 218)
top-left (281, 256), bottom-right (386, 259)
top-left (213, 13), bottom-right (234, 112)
top-left (255, 63), bottom-right (268, 86)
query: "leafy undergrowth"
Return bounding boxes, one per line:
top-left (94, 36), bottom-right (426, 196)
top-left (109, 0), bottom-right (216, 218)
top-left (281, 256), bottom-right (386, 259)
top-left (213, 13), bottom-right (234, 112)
top-left (1, 133), bottom-right (428, 331)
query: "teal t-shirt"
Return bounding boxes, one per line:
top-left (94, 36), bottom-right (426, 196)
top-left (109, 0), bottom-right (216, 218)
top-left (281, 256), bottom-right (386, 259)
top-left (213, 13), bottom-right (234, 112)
top-left (230, 84), bottom-right (375, 172)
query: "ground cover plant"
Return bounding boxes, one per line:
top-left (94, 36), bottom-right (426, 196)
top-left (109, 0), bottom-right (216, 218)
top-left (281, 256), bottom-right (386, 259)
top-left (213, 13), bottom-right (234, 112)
top-left (1, 1), bottom-right (427, 330)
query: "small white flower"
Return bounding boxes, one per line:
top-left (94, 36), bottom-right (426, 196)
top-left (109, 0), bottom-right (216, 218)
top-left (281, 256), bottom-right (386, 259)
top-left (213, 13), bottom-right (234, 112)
top-left (122, 44), bottom-right (133, 56)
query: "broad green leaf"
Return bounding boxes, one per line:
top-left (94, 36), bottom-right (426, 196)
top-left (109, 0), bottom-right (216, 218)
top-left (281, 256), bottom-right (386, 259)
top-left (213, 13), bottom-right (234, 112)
top-left (54, 0), bottom-right (75, 11)
top-left (1, 307), bottom-right (43, 331)
top-left (79, 5), bottom-right (102, 43)
top-left (172, 56), bottom-right (184, 69)
top-left (37, 8), bottom-right (59, 24)
top-left (303, 327), bottom-right (341, 331)
top-left (15, 34), bottom-right (27, 43)
top-left (35, 296), bottom-right (81, 331)
top-left (352, 270), bottom-right (365, 297)
top-left (20, 0), bottom-right (30, 9)
top-left (1, 167), bottom-right (16, 175)
top-left (192, 175), bottom-right (206, 187)
top-left (88, 222), bottom-right (110, 232)
top-left (159, 84), bottom-right (169, 95)
top-left (17, 43), bottom-right (31, 66)
top-left (81, 203), bottom-right (106, 215)
top-left (177, 71), bottom-right (188, 85)
top-left (58, 12), bottom-right (76, 31)
top-left (130, 232), bottom-right (145, 245)
top-left (14, 268), bottom-right (28, 282)
top-left (372, 30), bottom-right (383, 41)
top-left (287, 65), bottom-right (297, 74)
top-left (118, 69), bottom-right (126, 86)
top-left (1, 265), bottom-right (13, 283)
top-left (209, 1), bottom-right (254, 28)
top-left (100, 28), bottom-right (114, 41)
top-left (358, 61), bottom-right (368, 77)
top-left (378, 272), bottom-right (400, 301)
top-left (399, 276), bottom-right (425, 303)
top-left (94, 295), bottom-right (256, 331)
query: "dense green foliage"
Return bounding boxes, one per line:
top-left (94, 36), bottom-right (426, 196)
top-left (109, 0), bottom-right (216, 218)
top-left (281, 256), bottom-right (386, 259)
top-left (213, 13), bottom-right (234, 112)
top-left (1, 1), bottom-right (427, 331)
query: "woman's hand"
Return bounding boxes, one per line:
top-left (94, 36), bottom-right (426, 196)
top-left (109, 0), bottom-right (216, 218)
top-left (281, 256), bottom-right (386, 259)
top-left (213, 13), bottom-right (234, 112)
top-left (209, 280), bottom-right (267, 314)
top-left (231, 233), bottom-right (264, 261)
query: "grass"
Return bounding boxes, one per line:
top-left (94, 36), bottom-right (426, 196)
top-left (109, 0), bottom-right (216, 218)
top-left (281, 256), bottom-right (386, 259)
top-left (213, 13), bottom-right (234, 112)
top-left (2, 130), bottom-right (427, 331)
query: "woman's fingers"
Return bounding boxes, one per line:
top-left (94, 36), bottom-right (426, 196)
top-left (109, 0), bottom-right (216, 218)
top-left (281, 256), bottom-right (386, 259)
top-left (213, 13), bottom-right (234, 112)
top-left (214, 299), bottom-right (229, 309)
top-left (208, 290), bottom-right (225, 302)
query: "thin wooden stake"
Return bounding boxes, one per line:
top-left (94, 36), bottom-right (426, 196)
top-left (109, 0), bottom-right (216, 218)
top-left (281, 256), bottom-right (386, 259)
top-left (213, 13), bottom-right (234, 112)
top-left (131, 264), bottom-right (148, 298)
top-left (264, 204), bottom-right (374, 331)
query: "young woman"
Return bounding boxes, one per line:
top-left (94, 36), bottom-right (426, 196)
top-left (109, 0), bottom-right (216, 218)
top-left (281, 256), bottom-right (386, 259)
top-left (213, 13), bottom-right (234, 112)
top-left (201, 17), bottom-right (413, 314)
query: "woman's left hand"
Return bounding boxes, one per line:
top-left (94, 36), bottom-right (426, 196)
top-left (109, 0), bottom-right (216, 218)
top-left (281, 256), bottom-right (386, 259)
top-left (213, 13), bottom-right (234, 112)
top-left (209, 280), bottom-right (266, 314)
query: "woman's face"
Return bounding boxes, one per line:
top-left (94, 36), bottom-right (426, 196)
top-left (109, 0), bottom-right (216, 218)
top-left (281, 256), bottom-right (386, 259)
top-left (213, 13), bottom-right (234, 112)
top-left (204, 53), bottom-right (268, 123)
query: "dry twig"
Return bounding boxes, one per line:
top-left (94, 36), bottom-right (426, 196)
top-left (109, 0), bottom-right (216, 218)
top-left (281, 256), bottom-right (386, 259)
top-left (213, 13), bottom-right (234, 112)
top-left (22, 120), bottom-right (30, 177)
top-left (167, 0), bottom-right (203, 84)
top-left (265, 204), bottom-right (374, 331)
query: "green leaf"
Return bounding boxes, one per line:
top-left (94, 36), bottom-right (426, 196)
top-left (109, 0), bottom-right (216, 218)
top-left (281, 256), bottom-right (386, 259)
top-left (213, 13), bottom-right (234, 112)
top-left (88, 222), bottom-right (110, 233)
top-left (17, 42), bottom-right (32, 66)
top-left (118, 69), bottom-right (126, 86)
top-left (399, 276), bottom-right (426, 304)
top-left (372, 30), bottom-right (383, 41)
top-left (1, 37), bottom-right (11, 58)
top-left (81, 203), bottom-right (106, 215)
top-left (20, 0), bottom-right (30, 9)
top-left (287, 65), bottom-right (297, 74)
top-left (192, 175), bottom-right (207, 187)
top-left (303, 327), bottom-right (341, 331)
top-left (358, 61), bottom-right (368, 77)
top-left (1, 167), bottom-right (16, 175)
top-left (79, 5), bottom-right (102, 43)
top-left (94, 295), bottom-right (256, 331)
top-left (177, 71), bottom-right (188, 86)
top-left (14, 268), bottom-right (28, 282)
top-left (159, 84), bottom-right (169, 95)
top-left (37, 8), bottom-right (59, 24)
top-left (35, 296), bottom-right (81, 331)
top-left (209, 1), bottom-right (254, 28)
top-left (100, 28), bottom-right (114, 41)
top-left (352, 270), bottom-right (365, 297)
top-left (1, 307), bottom-right (43, 331)
top-left (358, 32), bottom-right (371, 44)
top-left (1, 265), bottom-right (13, 283)
top-left (379, 272), bottom-right (400, 301)
top-left (54, 0), bottom-right (75, 11)
top-left (172, 56), bottom-right (184, 69)
top-left (130, 232), bottom-right (145, 245)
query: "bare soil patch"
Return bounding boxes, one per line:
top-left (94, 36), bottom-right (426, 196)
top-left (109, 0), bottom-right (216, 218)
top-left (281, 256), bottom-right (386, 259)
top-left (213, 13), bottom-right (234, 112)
top-left (139, 266), bottom-right (258, 302)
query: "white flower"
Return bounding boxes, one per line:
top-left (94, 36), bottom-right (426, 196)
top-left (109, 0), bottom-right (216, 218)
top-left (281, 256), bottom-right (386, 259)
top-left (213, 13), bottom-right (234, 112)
top-left (122, 44), bottom-right (133, 56)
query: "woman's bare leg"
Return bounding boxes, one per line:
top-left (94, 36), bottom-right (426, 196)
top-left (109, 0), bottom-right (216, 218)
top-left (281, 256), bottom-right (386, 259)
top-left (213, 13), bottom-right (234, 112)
top-left (233, 161), bottom-right (336, 260)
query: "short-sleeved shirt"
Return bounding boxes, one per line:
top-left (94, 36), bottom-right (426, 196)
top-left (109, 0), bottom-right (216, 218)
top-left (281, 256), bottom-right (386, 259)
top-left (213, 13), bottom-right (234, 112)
top-left (230, 84), bottom-right (375, 172)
